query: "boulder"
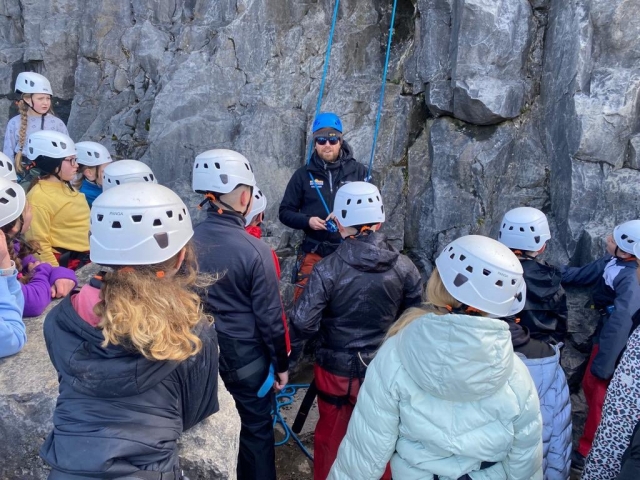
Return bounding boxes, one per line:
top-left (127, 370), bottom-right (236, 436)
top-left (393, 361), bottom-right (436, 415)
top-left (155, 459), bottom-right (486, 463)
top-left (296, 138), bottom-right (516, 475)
top-left (0, 264), bottom-right (240, 479)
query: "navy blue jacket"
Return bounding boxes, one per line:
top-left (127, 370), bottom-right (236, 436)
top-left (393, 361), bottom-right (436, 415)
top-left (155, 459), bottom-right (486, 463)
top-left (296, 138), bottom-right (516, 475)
top-left (40, 297), bottom-right (219, 478)
top-left (562, 255), bottom-right (640, 379)
top-left (194, 209), bottom-right (289, 373)
top-left (291, 232), bottom-right (423, 377)
top-left (278, 141), bottom-right (368, 257)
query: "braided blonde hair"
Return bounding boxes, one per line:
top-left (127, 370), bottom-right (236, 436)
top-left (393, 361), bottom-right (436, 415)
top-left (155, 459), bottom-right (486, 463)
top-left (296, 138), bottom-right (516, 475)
top-left (14, 99), bottom-right (30, 174)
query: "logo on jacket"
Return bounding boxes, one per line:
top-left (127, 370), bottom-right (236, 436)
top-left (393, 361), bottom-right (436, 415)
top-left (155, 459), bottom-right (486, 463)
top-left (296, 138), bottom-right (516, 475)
top-left (310, 179), bottom-right (324, 188)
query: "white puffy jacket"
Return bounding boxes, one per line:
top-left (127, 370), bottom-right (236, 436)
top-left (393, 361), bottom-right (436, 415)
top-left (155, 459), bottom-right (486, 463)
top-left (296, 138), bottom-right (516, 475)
top-left (328, 312), bottom-right (543, 480)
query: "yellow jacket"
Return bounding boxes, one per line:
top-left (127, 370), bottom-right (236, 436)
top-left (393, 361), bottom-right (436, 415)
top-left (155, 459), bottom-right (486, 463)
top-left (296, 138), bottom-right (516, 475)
top-left (25, 181), bottom-right (90, 266)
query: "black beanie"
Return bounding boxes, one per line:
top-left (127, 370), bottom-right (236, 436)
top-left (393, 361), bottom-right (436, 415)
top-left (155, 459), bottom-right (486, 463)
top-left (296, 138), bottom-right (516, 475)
top-left (33, 155), bottom-right (63, 175)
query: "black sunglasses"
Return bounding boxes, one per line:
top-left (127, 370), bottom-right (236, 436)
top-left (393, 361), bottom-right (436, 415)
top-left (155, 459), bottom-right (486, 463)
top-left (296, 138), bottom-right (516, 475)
top-left (315, 136), bottom-right (341, 146)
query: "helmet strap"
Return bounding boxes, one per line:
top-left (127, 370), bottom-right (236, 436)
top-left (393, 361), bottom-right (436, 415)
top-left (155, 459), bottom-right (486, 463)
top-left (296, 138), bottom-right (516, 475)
top-left (199, 191), bottom-right (248, 217)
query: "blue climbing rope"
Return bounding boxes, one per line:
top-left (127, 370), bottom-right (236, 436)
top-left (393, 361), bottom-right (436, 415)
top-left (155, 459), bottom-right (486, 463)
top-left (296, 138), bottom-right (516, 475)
top-left (366, 0), bottom-right (399, 182)
top-left (273, 384), bottom-right (314, 461)
top-left (306, 0), bottom-right (341, 167)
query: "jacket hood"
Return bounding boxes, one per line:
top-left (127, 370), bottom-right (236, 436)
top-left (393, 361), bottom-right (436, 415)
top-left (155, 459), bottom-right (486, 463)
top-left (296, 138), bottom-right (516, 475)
top-left (44, 298), bottom-right (179, 398)
top-left (396, 312), bottom-right (514, 401)
top-left (521, 259), bottom-right (563, 302)
top-left (336, 232), bottom-right (399, 272)
top-left (519, 346), bottom-right (560, 399)
top-left (309, 140), bottom-right (356, 172)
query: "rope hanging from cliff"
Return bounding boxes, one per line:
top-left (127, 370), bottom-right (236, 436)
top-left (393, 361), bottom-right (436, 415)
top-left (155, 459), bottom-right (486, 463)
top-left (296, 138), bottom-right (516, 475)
top-left (306, 0), bottom-right (341, 167)
top-left (366, 0), bottom-right (399, 182)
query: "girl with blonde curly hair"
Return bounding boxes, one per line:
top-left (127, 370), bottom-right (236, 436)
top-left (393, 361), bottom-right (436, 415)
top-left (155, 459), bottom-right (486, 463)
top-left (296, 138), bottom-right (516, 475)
top-left (40, 182), bottom-right (219, 479)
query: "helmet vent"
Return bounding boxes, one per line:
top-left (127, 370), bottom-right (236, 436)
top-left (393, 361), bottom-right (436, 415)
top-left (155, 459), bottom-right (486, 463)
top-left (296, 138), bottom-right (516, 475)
top-left (368, 198), bottom-right (373, 203)
top-left (115, 180), bottom-right (121, 185)
top-left (530, 226), bottom-right (535, 231)
top-left (150, 174), bottom-right (155, 181)
top-left (376, 196), bottom-right (380, 201)
top-left (220, 174), bottom-right (228, 184)
top-left (357, 199), bottom-right (362, 205)
top-left (495, 280), bottom-right (503, 287)
top-left (534, 235), bottom-right (540, 243)
top-left (381, 205), bottom-right (384, 213)
top-left (449, 253), bottom-right (455, 259)
top-left (131, 215), bottom-right (142, 223)
top-left (346, 199), bottom-right (351, 205)
top-left (515, 292), bottom-right (523, 302)
top-left (341, 209), bottom-right (347, 219)
top-left (482, 268), bottom-right (491, 276)
top-left (466, 265), bottom-right (473, 273)
top-left (511, 279), bottom-right (517, 285)
top-left (97, 214), bottom-right (104, 221)
top-left (453, 273), bottom-right (468, 287)
top-left (519, 227), bottom-right (525, 232)
top-left (112, 221), bottom-right (122, 229)
top-left (459, 254), bottom-right (466, 261)
top-left (178, 213), bottom-right (184, 221)
top-left (0, 197), bottom-right (8, 205)
top-left (60, 142), bottom-right (67, 149)
top-left (166, 210), bottom-right (173, 218)
top-left (143, 176), bottom-right (149, 181)
top-left (509, 226), bottom-right (514, 230)
top-left (215, 162), bottom-right (221, 169)
top-left (153, 219), bottom-right (162, 226)
top-left (6, 188), bottom-right (16, 198)
top-left (622, 234), bottom-right (628, 239)
top-left (154, 233), bottom-right (169, 249)
top-left (52, 141), bottom-right (58, 147)
top-left (204, 163), bottom-right (209, 169)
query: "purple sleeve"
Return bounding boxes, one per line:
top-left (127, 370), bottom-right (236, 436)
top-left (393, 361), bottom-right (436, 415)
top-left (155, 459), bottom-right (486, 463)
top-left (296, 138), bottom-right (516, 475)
top-left (48, 266), bottom-right (78, 287)
top-left (21, 263), bottom-right (53, 318)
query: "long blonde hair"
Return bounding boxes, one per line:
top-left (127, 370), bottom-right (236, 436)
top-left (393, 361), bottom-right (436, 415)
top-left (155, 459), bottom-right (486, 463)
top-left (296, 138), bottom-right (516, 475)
top-left (95, 243), bottom-right (214, 362)
top-left (385, 268), bottom-right (463, 339)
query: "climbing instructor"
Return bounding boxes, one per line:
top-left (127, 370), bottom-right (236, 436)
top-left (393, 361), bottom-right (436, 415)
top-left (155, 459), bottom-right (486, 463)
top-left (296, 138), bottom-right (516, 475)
top-left (279, 112), bottom-right (369, 302)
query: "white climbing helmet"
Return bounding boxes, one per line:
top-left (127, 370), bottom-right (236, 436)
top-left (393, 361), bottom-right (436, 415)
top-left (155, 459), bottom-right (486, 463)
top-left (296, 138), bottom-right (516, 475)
top-left (435, 235), bottom-right (527, 317)
top-left (498, 207), bottom-right (551, 252)
top-left (245, 187), bottom-right (267, 226)
top-left (15, 72), bottom-right (53, 95)
top-left (102, 160), bottom-right (157, 191)
top-left (613, 219), bottom-right (640, 255)
top-left (192, 149), bottom-right (256, 194)
top-left (0, 177), bottom-right (25, 229)
top-left (75, 142), bottom-right (113, 167)
top-left (26, 130), bottom-right (76, 160)
top-left (332, 181), bottom-right (385, 227)
top-left (0, 153), bottom-right (17, 182)
top-left (90, 183), bottom-right (193, 265)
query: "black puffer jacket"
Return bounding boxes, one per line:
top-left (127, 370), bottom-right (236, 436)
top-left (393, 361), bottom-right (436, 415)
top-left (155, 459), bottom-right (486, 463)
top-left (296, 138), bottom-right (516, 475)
top-left (278, 141), bottom-right (368, 257)
top-left (519, 259), bottom-right (568, 344)
top-left (291, 232), bottom-right (423, 377)
top-left (40, 297), bottom-right (219, 479)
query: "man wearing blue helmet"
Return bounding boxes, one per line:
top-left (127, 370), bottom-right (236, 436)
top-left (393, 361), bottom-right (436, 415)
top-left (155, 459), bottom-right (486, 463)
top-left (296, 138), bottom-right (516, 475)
top-left (279, 112), bottom-right (368, 302)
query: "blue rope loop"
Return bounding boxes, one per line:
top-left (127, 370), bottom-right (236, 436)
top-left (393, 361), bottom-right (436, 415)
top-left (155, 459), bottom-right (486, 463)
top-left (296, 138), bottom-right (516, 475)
top-left (367, 0), bottom-right (399, 182)
top-left (273, 383), bottom-right (314, 461)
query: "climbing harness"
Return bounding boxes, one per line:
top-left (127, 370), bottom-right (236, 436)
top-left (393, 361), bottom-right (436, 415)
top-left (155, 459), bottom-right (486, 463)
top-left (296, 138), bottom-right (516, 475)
top-left (273, 383), bottom-right (314, 461)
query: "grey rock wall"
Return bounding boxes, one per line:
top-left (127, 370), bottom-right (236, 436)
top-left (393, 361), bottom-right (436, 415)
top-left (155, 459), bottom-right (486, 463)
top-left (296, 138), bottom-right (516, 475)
top-left (2, 0), bottom-right (640, 458)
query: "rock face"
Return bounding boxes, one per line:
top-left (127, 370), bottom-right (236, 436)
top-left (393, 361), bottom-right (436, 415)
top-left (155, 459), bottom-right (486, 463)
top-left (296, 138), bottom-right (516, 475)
top-left (0, 264), bottom-right (240, 479)
top-left (2, 0), bottom-right (640, 459)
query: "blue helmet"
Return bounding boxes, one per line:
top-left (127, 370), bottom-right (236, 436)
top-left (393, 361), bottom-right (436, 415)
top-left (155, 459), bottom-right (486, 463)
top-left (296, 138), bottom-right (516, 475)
top-left (312, 112), bottom-right (343, 133)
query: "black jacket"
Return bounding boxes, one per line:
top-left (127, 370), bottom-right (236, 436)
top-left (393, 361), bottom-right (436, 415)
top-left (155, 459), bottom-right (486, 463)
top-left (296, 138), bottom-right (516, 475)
top-left (40, 297), bottom-right (219, 479)
top-left (618, 419), bottom-right (640, 480)
top-left (291, 232), bottom-right (423, 376)
top-left (193, 209), bottom-right (289, 373)
top-left (562, 255), bottom-right (640, 379)
top-left (519, 258), bottom-right (568, 344)
top-left (503, 317), bottom-right (555, 359)
top-left (278, 141), bottom-right (368, 257)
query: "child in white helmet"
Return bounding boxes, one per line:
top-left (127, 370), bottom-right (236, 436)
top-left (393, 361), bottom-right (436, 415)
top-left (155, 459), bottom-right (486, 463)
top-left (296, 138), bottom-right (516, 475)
top-left (498, 207), bottom-right (568, 344)
top-left (0, 152), bottom-right (18, 181)
top-left (74, 141), bottom-right (113, 208)
top-left (328, 235), bottom-right (542, 480)
top-left (192, 149), bottom-right (289, 480)
top-left (23, 130), bottom-right (90, 269)
top-left (582, 238), bottom-right (640, 479)
top-left (101, 159), bottom-right (157, 191)
top-left (0, 177), bottom-right (26, 358)
top-left (291, 181), bottom-right (423, 480)
top-left (244, 187), bottom-right (291, 353)
top-left (40, 183), bottom-right (219, 477)
top-left (561, 220), bottom-right (640, 473)
top-left (3, 72), bottom-right (68, 175)
top-left (498, 207), bottom-right (572, 480)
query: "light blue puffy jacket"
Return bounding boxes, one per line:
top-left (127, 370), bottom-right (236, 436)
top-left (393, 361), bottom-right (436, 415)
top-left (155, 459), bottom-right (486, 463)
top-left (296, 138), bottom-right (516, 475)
top-left (518, 346), bottom-right (571, 480)
top-left (328, 312), bottom-right (543, 480)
